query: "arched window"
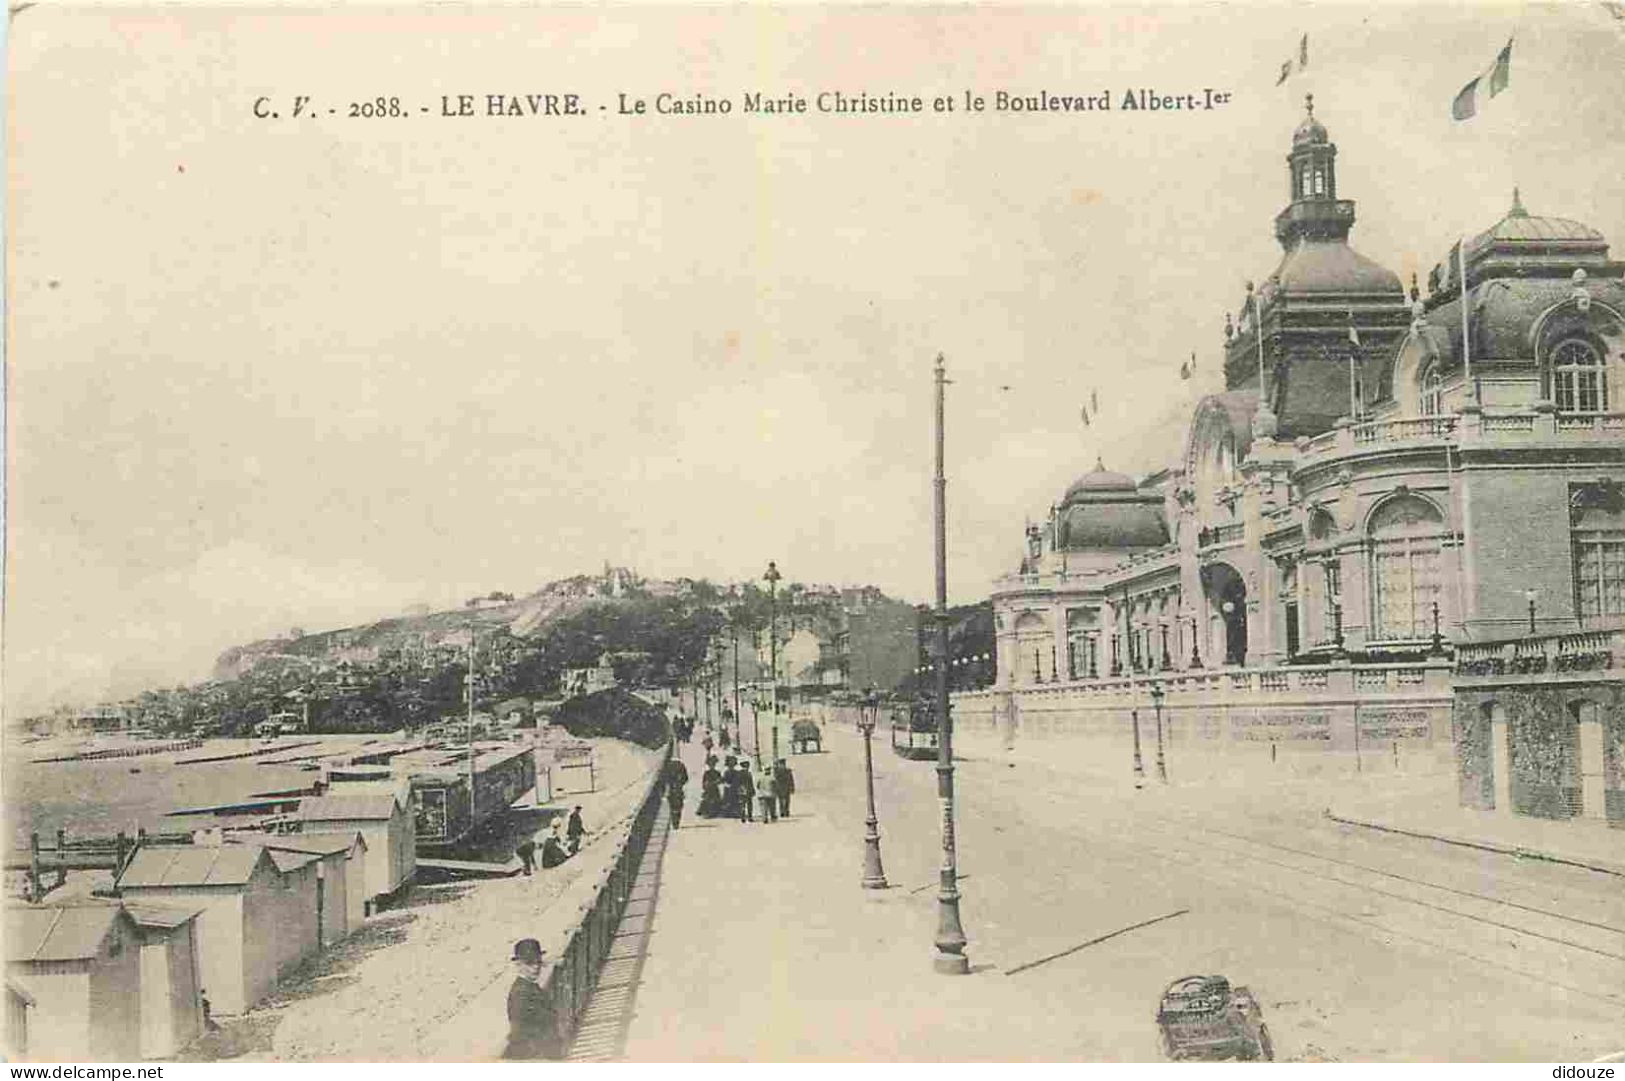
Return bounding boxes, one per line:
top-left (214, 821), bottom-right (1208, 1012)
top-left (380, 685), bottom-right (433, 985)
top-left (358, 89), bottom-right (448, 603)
top-left (1552, 340), bottom-right (1607, 413)
top-left (1420, 363), bottom-right (1443, 416)
top-left (1312, 169), bottom-right (1326, 196)
top-left (1369, 495), bottom-right (1445, 640)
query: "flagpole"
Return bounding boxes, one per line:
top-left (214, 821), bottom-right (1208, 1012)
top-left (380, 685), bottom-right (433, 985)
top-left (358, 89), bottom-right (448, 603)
top-left (1250, 284), bottom-right (1267, 405)
top-left (1458, 235), bottom-right (1474, 400)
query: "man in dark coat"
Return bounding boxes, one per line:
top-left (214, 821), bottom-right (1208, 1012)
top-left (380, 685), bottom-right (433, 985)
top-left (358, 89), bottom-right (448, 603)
top-left (774, 759), bottom-right (796, 818)
top-left (503, 938), bottom-right (563, 1060)
top-left (735, 760), bottom-right (755, 823)
top-left (566, 806), bottom-right (585, 854)
top-left (515, 837), bottom-right (536, 875)
top-left (665, 756), bottom-right (689, 827)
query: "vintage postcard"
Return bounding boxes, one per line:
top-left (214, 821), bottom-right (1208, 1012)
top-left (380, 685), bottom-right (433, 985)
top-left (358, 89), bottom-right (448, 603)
top-left (4, 0), bottom-right (1623, 1065)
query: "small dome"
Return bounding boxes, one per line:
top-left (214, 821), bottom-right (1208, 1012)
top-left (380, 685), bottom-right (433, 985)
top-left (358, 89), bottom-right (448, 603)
top-left (1275, 239), bottom-right (1403, 296)
top-left (1292, 94), bottom-right (1328, 148)
top-left (1061, 458), bottom-right (1138, 506)
top-left (1056, 502), bottom-right (1169, 550)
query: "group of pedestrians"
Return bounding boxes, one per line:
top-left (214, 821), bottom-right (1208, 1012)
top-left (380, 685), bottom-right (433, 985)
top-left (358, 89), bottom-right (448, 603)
top-left (662, 727), bottom-right (795, 829)
top-left (514, 805), bottom-right (586, 875)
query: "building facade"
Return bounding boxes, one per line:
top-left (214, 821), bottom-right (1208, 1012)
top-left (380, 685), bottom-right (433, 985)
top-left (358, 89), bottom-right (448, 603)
top-left (972, 100), bottom-right (1624, 822)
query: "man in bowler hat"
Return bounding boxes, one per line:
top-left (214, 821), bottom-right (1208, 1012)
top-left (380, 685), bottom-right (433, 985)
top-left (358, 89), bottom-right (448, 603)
top-left (503, 938), bottom-right (563, 1060)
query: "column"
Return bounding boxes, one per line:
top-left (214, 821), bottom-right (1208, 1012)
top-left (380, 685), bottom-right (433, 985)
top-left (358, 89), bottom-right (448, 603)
top-left (1578, 709), bottom-right (1607, 822)
top-left (1490, 709), bottom-right (1513, 815)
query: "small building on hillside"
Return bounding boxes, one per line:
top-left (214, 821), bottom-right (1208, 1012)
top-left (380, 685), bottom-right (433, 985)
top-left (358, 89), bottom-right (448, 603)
top-left (297, 788), bottom-right (415, 910)
top-left (5, 901), bottom-right (142, 1060)
top-left (115, 844), bottom-right (311, 1015)
top-left (123, 901), bottom-right (204, 1059)
top-left (563, 655), bottom-right (618, 698)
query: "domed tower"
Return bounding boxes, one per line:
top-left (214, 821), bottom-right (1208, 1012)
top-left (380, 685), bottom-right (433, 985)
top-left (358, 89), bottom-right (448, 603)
top-left (1052, 459), bottom-right (1168, 566)
top-left (1222, 95), bottom-right (1412, 439)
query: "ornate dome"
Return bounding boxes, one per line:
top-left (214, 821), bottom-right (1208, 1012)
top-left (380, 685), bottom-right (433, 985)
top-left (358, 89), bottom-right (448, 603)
top-left (1061, 458), bottom-right (1137, 506)
top-left (1292, 95), bottom-right (1328, 148)
top-left (1054, 459), bottom-right (1168, 551)
top-left (1274, 239), bottom-right (1403, 296)
top-left (1477, 188), bottom-right (1604, 246)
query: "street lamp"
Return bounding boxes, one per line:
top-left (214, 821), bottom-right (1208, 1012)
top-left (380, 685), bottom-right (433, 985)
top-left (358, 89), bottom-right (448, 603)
top-left (1429, 599), bottom-right (1445, 658)
top-left (1130, 687), bottom-right (1146, 790)
top-left (1525, 589), bottom-right (1538, 636)
top-left (1151, 680), bottom-right (1168, 784)
top-left (1160, 619), bottom-right (1172, 671)
top-left (857, 690), bottom-right (889, 889)
top-left (1188, 615), bottom-right (1203, 669)
top-left (765, 561), bottom-right (783, 760)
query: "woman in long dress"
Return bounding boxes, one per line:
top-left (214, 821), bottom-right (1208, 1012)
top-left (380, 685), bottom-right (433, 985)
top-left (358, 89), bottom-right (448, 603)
top-left (699, 760), bottom-right (723, 818)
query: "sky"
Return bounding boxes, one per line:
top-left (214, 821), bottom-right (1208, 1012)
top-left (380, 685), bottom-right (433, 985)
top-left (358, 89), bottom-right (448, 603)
top-left (6, 1), bottom-right (1625, 715)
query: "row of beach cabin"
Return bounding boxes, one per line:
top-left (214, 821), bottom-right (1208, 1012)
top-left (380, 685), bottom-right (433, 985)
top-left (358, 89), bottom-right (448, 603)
top-left (6, 782), bottom-right (416, 1060)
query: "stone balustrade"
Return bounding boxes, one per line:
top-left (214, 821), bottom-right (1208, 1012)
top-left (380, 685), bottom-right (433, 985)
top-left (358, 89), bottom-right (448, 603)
top-left (1455, 624), bottom-right (1622, 681)
top-left (1295, 410), bottom-right (1625, 466)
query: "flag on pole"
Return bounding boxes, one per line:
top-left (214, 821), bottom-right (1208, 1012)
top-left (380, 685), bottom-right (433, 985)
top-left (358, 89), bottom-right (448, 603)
top-left (1180, 361), bottom-right (1190, 380)
top-left (1452, 39), bottom-right (1513, 120)
top-left (1081, 405), bottom-right (1090, 427)
top-left (1090, 388), bottom-right (1099, 412)
top-left (1275, 33), bottom-right (1309, 84)
top-left (1347, 311), bottom-right (1361, 347)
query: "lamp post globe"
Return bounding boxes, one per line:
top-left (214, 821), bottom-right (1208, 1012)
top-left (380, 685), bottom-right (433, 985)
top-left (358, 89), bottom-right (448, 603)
top-left (857, 690), bottom-right (889, 889)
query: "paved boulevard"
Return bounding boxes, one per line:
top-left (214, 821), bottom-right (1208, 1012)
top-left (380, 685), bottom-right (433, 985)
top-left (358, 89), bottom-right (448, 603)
top-left (614, 719), bottom-right (1623, 1061)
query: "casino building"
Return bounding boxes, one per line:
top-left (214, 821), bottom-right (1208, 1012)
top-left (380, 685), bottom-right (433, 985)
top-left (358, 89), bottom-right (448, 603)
top-left (959, 98), bottom-right (1625, 827)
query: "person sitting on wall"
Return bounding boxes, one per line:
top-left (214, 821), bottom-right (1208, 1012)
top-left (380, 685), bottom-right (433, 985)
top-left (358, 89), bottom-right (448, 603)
top-left (540, 833), bottom-right (570, 869)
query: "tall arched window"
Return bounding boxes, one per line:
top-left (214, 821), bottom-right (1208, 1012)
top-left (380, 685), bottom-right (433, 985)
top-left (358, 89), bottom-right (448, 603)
top-left (1420, 363), bottom-right (1443, 416)
top-left (1369, 495), bottom-right (1445, 640)
top-left (1552, 340), bottom-right (1607, 413)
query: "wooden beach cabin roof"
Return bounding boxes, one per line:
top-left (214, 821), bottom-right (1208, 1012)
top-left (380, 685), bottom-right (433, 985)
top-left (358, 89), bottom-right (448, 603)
top-left (121, 900), bottom-right (203, 930)
top-left (297, 792), bottom-right (402, 822)
top-left (250, 833), bottom-right (367, 857)
top-left (5, 901), bottom-right (135, 963)
top-left (117, 844), bottom-right (272, 889)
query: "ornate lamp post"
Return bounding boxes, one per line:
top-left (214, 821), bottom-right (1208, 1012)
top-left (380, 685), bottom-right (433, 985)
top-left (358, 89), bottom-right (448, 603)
top-left (1332, 601), bottom-right (1347, 660)
top-left (1160, 619), bottom-right (1172, 671)
top-left (765, 560), bottom-right (783, 759)
top-left (1188, 615), bottom-right (1203, 669)
top-left (1525, 589), bottom-right (1538, 636)
top-left (1151, 680), bottom-right (1168, 784)
top-left (1429, 599), bottom-right (1446, 658)
top-left (931, 354), bottom-right (970, 975)
top-left (856, 690), bottom-right (889, 889)
top-left (1130, 680), bottom-right (1145, 790)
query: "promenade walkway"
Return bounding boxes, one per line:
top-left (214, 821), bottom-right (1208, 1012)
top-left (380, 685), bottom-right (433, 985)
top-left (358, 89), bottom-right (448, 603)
top-left (610, 735), bottom-right (1097, 1062)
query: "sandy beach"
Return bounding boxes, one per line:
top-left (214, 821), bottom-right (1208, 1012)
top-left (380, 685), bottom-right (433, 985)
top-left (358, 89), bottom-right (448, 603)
top-left (170, 735), bottom-right (663, 1062)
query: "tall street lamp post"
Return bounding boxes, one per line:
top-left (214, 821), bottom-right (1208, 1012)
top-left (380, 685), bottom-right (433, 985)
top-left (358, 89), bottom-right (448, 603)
top-left (931, 354), bottom-right (970, 975)
top-left (1188, 615), bottom-right (1203, 669)
top-left (1151, 681), bottom-right (1168, 784)
top-left (857, 690), bottom-right (889, 889)
top-left (1525, 589), bottom-right (1538, 636)
top-left (1130, 681), bottom-right (1146, 789)
top-left (765, 560), bottom-right (782, 760)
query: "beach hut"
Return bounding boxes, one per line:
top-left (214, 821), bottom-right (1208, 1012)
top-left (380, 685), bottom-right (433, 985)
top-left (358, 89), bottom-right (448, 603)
top-left (115, 844), bottom-right (297, 1015)
top-left (248, 835), bottom-right (365, 943)
top-left (122, 901), bottom-right (204, 1059)
top-left (6, 980), bottom-right (35, 1057)
top-left (5, 901), bottom-right (142, 1060)
top-left (297, 787), bottom-right (415, 911)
